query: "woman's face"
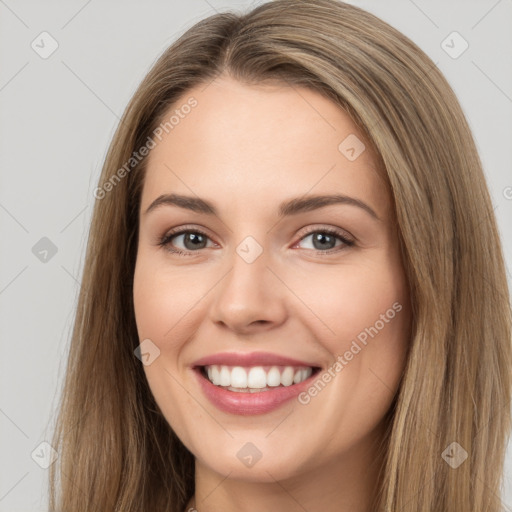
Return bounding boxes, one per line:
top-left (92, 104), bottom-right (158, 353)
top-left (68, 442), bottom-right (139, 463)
top-left (133, 75), bottom-right (411, 483)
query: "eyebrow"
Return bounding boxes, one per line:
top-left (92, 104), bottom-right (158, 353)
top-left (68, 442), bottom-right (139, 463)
top-left (144, 193), bottom-right (379, 220)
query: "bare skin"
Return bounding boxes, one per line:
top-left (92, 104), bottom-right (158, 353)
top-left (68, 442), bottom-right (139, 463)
top-left (133, 74), bottom-right (411, 512)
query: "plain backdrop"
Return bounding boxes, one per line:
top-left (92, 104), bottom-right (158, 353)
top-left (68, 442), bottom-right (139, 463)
top-left (0, 1), bottom-right (511, 510)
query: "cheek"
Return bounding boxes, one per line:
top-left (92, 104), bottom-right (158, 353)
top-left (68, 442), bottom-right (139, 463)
top-left (295, 252), bottom-right (410, 405)
top-left (132, 255), bottom-right (214, 422)
top-left (290, 255), bottom-right (409, 354)
top-left (133, 255), bottom-right (208, 342)
top-left (294, 267), bottom-right (409, 450)
top-left (133, 257), bottom-right (201, 442)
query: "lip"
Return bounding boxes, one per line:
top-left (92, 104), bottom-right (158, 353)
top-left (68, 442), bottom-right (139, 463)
top-left (191, 351), bottom-right (322, 416)
top-left (193, 368), bottom-right (320, 415)
top-left (191, 351), bottom-right (321, 368)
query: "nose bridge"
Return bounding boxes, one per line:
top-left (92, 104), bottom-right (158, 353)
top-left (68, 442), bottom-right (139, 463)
top-left (223, 233), bottom-right (271, 300)
top-left (235, 234), bottom-right (266, 266)
top-left (209, 232), bottom-right (287, 330)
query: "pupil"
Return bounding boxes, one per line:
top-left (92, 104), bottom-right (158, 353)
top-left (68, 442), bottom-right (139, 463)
top-left (314, 233), bottom-right (334, 250)
top-left (182, 232), bottom-right (336, 251)
top-left (184, 233), bottom-right (204, 249)
top-left (185, 233), bottom-right (206, 250)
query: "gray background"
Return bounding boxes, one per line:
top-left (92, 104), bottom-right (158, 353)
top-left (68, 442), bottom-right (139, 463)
top-left (0, 0), bottom-right (511, 510)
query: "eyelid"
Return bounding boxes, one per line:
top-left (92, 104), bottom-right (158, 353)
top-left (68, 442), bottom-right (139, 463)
top-left (157, 223), bottom-right (356, 256)
top-left (159, 224), bottom-right (214, 241)
top-left (160, 223), bottom-right (354, 242)
top-left (294, 224), bottom-right (355, 244)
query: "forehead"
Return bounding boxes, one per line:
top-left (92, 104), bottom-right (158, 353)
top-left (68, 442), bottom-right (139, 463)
top-left (140, 75), bottom-right (389, 218)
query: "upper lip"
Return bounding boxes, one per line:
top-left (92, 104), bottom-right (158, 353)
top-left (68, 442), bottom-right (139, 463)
top-left (192, 351), bottom-right (322, 369)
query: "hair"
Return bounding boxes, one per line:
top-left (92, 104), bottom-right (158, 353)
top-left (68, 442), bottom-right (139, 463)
top-left (47, 0), bottom-right (512, 510)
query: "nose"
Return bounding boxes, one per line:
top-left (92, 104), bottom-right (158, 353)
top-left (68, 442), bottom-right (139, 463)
top-left (209, 242), bottom-right (288, 334)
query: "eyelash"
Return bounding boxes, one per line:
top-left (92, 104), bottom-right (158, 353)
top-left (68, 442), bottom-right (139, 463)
top-left (157, 225), bottom-right (355, 257)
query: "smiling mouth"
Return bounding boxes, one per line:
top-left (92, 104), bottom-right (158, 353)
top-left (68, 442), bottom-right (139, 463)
top-left (197, 364), bottom-right (322, 393)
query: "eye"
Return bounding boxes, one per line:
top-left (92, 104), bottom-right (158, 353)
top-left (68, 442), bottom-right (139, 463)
top-left (158, 227), bottom-right (216, 256)
top-left (157, 225), bottom-right (355, 257)
top-left (294, 227), bottom-right (355, 254)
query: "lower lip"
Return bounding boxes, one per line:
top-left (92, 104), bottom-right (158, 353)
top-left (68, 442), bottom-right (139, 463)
top-left (193, 367), bottom-right (319, 415)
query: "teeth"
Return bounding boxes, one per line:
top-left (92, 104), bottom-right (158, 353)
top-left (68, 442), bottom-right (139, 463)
top-left (219, 366), bottom-right (231, 386)
top-left (203, 365), bottom-right (314, 390)
top-left (267, 367), bottom-right (281, 387)
top-left (231, 367), bottom-right (247, 388)
top-left (281, 366), bottom-right (295, 386)
top-left (247, 367), bottom-right (267, 388)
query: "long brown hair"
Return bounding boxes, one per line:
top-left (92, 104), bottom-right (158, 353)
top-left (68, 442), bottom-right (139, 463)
top-left (48, 1), bottom-right (512, 510)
